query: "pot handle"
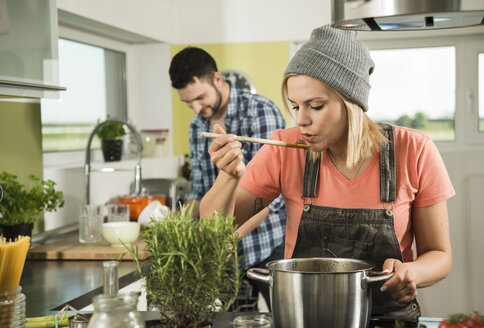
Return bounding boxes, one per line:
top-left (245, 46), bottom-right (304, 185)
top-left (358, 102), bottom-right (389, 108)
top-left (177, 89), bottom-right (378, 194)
top-left (361, 271), bottom-right (394, 289)
top-left (247, 268), bottom-right (271, 286)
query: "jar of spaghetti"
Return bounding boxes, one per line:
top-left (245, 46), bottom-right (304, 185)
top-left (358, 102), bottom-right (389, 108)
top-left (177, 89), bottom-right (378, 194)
top-left (0, 286), bottom-right (26, 328)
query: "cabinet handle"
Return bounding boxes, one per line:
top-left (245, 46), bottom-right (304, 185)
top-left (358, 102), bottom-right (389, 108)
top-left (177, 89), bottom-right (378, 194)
top-left (0, 79), bottom-right (66, 91)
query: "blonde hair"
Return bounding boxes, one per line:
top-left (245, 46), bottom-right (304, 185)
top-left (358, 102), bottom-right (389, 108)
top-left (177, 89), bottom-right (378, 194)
top-left (281, 74), bottom-right (387, 168)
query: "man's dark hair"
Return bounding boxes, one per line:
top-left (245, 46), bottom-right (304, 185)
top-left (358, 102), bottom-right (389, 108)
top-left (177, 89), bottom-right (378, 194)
top-left (169, 47), bottom-right (218, 89)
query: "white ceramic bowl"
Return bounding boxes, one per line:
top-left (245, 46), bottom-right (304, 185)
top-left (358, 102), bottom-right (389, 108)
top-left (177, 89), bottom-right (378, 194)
top-left (102, 222), bottom-right (140, 247)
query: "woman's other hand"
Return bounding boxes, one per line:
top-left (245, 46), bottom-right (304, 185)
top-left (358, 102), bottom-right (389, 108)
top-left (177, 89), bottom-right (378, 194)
top-left (208, 124), bottom-right (245, 179)
top-left (380, 259), bottom-right (418, 304)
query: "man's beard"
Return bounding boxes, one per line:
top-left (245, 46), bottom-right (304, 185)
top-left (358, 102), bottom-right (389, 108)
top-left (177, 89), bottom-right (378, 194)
top-left (209, 86), bottom-right (223, 116)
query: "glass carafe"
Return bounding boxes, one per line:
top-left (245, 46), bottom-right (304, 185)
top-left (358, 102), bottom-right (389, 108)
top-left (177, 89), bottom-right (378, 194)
top-left (87, 292), bottom-right (145, 328)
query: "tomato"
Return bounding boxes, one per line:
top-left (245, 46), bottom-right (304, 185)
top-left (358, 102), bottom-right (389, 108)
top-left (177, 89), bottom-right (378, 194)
top-left (440, 312), bottom-right (484, 328)
top-left (439, 320), bottom-right (451, 328)
top-left (464, 318), bottom-right (476, 327)
top-left (455, 323), bottom-right (469, 328)
top-left (473, 315), bottom-right (483, 325)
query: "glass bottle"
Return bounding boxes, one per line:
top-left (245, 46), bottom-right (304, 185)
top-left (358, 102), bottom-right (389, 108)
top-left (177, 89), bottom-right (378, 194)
top-left (87, 292), bottom-right (145, 328)
top-left (102, 261), bottom-right (119, 295)
top-left (0, 286), bottom-right (26, 328)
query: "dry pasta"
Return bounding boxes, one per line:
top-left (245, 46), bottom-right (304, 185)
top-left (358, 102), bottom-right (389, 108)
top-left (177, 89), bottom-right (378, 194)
top-left (0, 235), bottom-right (30, 292)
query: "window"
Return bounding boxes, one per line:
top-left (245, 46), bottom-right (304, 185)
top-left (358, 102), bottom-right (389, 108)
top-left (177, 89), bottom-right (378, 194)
top-left (362, 32), bottom-right (484, 147)
top-left (41, 38), bottom-right (127, 152)
top-left (368, 47), bottom-right (455, 141)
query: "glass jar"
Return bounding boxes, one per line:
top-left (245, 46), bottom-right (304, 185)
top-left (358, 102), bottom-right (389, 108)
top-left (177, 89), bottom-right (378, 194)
top-left (233, 314), bottom-right (273, 328)
top-left (0, 286), bottom-right (26, 328)
top-left (87, 292), bottom-right (145, 328)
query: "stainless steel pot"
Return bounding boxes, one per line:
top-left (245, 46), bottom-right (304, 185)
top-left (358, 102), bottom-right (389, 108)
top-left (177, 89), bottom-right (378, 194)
top-left (247, 257), bottom-right (393, 328)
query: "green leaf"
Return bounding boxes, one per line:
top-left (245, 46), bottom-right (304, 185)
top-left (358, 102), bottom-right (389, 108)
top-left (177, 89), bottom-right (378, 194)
top-left (0, 171), bottom-right (64, 225)
top-left (95, 115), bottom-right (126, 140)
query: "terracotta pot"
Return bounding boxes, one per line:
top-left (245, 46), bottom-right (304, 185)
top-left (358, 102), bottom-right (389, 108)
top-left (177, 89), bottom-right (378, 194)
top-left (117, 195), bottom-right (166, 221)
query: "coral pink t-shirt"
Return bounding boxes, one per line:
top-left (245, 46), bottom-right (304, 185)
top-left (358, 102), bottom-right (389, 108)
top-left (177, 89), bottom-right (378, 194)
top-left (240, 126), bottom-right (455, 262)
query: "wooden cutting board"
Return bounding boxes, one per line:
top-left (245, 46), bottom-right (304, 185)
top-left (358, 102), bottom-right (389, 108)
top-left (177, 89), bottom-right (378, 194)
top-left (27, 233), bottom-right (149, 260)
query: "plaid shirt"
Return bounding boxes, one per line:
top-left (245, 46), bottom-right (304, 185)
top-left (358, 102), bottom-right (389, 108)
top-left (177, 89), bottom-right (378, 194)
top-left (185, 84), bottom-right (287, 268)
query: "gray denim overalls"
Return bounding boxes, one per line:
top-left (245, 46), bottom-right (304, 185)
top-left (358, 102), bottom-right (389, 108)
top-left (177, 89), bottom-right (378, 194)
top-left (292, 124), bottom-right (420, 323)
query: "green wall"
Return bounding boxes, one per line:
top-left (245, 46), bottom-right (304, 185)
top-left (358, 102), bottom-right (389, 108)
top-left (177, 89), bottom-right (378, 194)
top-left (0, 98), bottom-right (43, 179)
top-left (0, 97), bottom-right (44, 231)
top-left (171, 41), bottom-right (291, 155)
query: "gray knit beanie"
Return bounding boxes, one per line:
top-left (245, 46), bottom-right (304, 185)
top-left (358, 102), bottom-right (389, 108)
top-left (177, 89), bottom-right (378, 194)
top-left (284, 25), bottom-right (375, 111)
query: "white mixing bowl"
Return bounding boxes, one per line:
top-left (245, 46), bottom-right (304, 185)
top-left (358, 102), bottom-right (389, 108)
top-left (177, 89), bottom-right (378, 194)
top-left (102, 222), bottom-right (140, 247)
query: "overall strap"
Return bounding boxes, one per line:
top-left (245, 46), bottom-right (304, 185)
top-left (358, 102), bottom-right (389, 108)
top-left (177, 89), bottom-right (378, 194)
top-left (379, 123), bottom-right (396, 202)
top-left (302, 150), bottom-right (320, 198)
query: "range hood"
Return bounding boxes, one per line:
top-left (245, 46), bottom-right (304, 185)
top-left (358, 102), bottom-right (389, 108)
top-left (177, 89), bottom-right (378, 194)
top-left (332, 0), bottom-right (484, 31)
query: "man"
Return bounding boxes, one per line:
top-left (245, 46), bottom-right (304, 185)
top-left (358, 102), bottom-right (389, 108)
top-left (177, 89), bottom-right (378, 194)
top-left (169, 47), bottom-right (286, 310)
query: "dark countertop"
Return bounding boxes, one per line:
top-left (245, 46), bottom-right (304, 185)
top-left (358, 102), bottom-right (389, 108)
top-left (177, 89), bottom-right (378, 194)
top-left (21, 259), bottom-right (139, 317)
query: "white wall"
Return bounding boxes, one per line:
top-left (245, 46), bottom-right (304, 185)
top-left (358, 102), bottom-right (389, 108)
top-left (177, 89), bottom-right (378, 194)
top-left (416, 150), bottom-right (484, 317)
top-left (56, 0), bottom-right (179, 43)
top-left (175, 0), bottom-right (330, 44)
top-left (126, 42), bottom-right (172, 132)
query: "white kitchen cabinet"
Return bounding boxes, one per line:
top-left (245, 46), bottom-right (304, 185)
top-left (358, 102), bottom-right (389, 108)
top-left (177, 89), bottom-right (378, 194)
top-left (0, 0), bottom-right (64, 98)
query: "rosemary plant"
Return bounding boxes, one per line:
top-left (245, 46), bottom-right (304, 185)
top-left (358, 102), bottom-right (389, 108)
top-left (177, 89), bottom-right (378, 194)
top-left (128, 205), bottom-right (242, 328)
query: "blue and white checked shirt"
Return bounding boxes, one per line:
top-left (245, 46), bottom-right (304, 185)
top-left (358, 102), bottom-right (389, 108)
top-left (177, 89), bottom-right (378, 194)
top-left (185, 83), bottom-right (287, 269)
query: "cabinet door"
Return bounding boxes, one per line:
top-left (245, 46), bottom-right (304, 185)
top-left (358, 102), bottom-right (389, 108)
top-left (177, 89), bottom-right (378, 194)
top-left (0, 0), bottom-right (64, 98)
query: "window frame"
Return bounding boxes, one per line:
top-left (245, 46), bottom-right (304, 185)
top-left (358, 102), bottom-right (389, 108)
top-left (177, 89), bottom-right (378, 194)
top-left (43, 25), bottom-right (130, 167)
top-left (462, 37), bottom-right (484, 144)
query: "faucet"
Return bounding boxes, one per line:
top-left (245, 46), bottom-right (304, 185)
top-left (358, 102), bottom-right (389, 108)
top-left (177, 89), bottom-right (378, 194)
top-left (84, 119), bottom-right (143, 205)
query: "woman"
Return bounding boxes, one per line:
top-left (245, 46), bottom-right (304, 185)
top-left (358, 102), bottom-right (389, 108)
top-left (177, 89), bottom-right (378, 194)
top-left (200, 25), bottom-right (454, 321)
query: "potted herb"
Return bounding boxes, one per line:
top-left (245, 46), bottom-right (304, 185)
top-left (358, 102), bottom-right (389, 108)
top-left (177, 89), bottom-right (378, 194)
top-left (0, 171), bottom-right (64, 240)
top-left (95, 117), bottom-right (127, 162)
top-left (127, 205), bottom-right (242, 328)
